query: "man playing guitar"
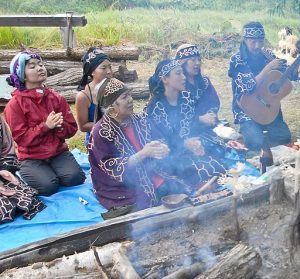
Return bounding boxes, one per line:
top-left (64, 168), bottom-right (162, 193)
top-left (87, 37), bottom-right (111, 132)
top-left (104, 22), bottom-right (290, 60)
top-left (228, 21), bottom-right (299, 151)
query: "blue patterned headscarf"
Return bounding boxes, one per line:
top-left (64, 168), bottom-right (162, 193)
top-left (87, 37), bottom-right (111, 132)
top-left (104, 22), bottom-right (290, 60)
top-left (8, 51), bottom-right (41, 90)
top-left (242, 22), bottom-right (265, 39)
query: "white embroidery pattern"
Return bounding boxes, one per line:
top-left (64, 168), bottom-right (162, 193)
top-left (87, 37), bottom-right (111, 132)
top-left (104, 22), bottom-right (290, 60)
top-left (103, 78), bottom-right (125, 97)
top-left (176, 46), bottom-right (200, 59)
top-left (158, 60), bottom-right (181, 79)
top-left (243, 27), bottom-right (265, 38)
top-left (235, 72), bottom-right (256, 94)
top-left (85, 48), bottom-right (104, 64)
top-left (95, 114), bottom-right (158, 205)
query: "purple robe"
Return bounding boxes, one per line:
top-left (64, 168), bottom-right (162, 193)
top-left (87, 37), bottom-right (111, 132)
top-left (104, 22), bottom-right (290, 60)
top-left (88, 113), bottom-right (159, 210)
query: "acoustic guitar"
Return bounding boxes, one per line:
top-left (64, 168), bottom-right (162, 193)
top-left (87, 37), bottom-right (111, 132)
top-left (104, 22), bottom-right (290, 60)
top-left (238, 55), bottom-right (300, 125)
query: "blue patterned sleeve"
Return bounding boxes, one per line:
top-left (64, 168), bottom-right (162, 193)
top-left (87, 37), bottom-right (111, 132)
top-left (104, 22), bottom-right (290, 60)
top-left (228, 54), bottom-right (257, 96)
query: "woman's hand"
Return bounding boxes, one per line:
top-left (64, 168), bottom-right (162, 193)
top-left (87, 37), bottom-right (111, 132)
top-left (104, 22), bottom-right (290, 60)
top-left (0, 170), bottom-right (19, 184)
top-left (0, 184), bottom-right (16, 196)
top-left (184, 137), bottom-right (205, 156)
top-left (226, 140), bottom-right (248, 150)
top-left (142, 140), bottom-right (170, 159)
top-left (45, 111), bottom-right (64, 129)
top-left (199, 112), bottom-right (217, 126)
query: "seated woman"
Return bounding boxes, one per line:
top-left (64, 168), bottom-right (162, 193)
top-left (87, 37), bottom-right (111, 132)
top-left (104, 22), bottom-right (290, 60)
top-left (76, 47), bottom-right (112, 146)
top-left (0, 116), bottom-right (46, 223)
top-left (88, 78), bottom-right (170, 214)
top-left (4, 51), bottom-right (86, 196)
top-left (175, 44), bottom-right (220, 127)
top-left (175, 44), bottom-right (226, 158)
top-left (146, 59), bottom-right (228, 192)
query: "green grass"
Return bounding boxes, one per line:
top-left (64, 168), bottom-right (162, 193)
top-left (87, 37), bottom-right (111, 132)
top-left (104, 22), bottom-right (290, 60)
top-left (0, 8), bottom-right (299, 49)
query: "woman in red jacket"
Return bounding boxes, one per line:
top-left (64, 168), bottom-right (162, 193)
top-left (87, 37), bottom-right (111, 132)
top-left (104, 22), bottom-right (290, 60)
top-left (4, 51), bottom-right (86, 196)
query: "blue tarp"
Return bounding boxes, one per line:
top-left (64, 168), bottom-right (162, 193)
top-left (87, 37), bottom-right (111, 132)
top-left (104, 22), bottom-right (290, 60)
top-left (0, 149), bottom-right (107, 253)
top-left (0, 149), bottom-right (260, 253)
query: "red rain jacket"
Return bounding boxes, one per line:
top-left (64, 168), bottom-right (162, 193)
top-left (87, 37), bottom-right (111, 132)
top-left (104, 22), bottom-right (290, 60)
top-left (4, 87), bottom-right (77, 160)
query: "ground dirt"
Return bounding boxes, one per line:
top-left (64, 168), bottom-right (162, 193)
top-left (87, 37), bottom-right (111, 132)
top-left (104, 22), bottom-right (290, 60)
top-left (127, 200), bottom-right (300, 279)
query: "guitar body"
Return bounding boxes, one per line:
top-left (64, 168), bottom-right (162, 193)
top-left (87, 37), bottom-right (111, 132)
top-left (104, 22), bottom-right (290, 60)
top-left (239, 70), bottom-right (293, 125)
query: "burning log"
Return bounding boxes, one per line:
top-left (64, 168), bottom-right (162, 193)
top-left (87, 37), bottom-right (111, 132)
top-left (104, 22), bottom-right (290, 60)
top-left (111, 245), bottom-right (141, 279)
top-left (195, 243), bottom-right (262, 279)
top-left (0, 46), bottom-right (141, 61)
top-left (162, 263), bottom-right (204, 279)
top-left (53, 81), bottom-right (150, 103)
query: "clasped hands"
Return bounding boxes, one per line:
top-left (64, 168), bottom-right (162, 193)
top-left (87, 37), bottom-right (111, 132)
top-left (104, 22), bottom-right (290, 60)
top-left (184, 137), bottom-right (205, 156)
top-left (45, 111), bottom-right (64, 129)
top-left (142, 140), bottom-right (170, 160)
top-left (199, 112), bottom-right (218, 126)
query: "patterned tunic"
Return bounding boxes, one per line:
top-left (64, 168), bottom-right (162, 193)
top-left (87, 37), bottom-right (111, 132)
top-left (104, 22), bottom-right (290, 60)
top-left (186, 75), bottom-right (220, 116)
top-left (146, 91), bottom-right (227, 190)
top-left (228, 48), bottom-right (276, 124)
top-left (88, 113), bottom-right (159, 210)
top-left (0, 117), bottom-right (46, 224)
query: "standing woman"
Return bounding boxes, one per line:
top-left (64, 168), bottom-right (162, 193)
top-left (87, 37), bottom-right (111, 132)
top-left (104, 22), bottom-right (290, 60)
top-left (4, 51), bottom-right (86, 196)
top-left (146, 59), bottom-right (227, 191)
top-left (76, 47), bottom-right (112, 146)
top-left (88, 78), bottom-right (170, 213)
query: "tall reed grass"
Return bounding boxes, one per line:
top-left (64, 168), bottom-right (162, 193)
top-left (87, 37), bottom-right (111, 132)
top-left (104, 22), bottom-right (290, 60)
top-left (0, 8), bottom-right (299, 49)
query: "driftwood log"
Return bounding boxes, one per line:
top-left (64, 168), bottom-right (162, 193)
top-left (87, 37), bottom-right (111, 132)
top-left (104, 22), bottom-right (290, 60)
top-left (53, 81), bottom-right (150, 102)
top-left (195, 244), bottom-right (262, 279)
top-left (0, 60), bottom-right (127, 76)
top-left (270, 174), bottom-right (285, 204)
top-left (0, 242), bottom-right (129, 279)
top-left (45, 67), bottom-right (138, 88)
top-left (0, 46), bottom-right (140, 61)
top-left (111, 245), bottom-right (141, 279)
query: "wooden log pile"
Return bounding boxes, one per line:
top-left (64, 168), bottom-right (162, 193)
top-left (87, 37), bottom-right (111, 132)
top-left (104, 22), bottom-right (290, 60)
top-left (0, 46), bottom-right (149, 105)
top-left (0, 242), bottom-right (262, 279)
top-left (0, 46), bottom-right (141, 61)
top-left (52, 81), bottom-right (149, 102)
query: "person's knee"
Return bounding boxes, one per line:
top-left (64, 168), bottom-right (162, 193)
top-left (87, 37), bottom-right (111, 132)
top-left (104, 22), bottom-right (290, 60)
top-left (60, 170), bottom-right (86, 186)
top-left (30, 180), bottom-right (60, 196)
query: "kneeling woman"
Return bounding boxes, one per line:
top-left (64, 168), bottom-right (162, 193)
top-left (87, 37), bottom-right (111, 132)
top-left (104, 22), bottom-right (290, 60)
top-left (147, 59), bottom-right (227, 192)
top-left (4, 51), bottom-right (86, 196)
top-left (88, 78), bottom-right (169, 212)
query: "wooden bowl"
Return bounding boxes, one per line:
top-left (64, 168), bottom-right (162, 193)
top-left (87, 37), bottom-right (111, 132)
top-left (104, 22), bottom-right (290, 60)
top-left (161, 194), bottom-right (188, 209)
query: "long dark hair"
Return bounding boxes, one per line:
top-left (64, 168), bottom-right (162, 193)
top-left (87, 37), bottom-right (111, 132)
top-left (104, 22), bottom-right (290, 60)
top-left (180, 59), bottom-right (206, 90)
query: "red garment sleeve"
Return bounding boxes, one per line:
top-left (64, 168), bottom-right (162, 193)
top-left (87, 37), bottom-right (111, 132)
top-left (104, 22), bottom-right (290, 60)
top-left (4, 98), bottom-right (50, 147)
top-left (54, 94), bottom-right (78, 140)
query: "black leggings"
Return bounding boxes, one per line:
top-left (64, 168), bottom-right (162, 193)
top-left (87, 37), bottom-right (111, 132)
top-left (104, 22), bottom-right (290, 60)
top-left (19, 151), bottom-right (86, 196)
